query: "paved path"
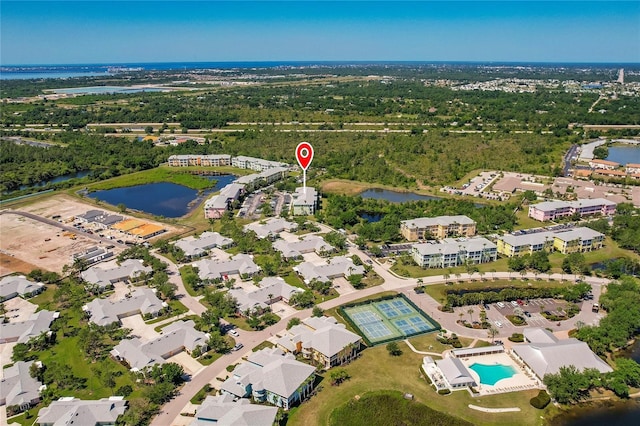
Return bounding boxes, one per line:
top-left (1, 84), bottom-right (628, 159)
top-left (403, 339), bottom-right (443, 357)
top-left (468, 404), bottom-right (521, 413)
top-left (152, 251), bottom-right (207, 316)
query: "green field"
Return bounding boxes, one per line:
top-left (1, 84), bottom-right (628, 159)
top-left (88, 166), bottom-right (218, 191)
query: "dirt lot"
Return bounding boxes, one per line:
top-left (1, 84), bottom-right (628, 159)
top-left (1, 194), bottom-right (186, 274)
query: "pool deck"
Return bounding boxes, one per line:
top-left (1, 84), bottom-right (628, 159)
top-left (458, 351), bottom-right (541, 396)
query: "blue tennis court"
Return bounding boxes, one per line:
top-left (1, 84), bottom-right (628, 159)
top-left (341, 295), bottom-right (440, 345)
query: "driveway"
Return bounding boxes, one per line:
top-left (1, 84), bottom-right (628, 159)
top-left (121, 315), bottom-right (160, 340)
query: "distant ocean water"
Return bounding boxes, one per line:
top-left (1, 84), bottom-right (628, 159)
top-left (1, 61), bottom-right (638, 80)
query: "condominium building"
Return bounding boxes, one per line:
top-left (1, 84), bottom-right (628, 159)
top-left (167, 154), bottom-right (232, 167)
top-left (411, 237), bottom-right (497, 269)
top-left (627, 163), bottom-right (640, 174)
top-left (496, 227), bottom-right (605, 257)
top-left (204, 183), bottom-right (245, 219)
top-left (588, 159), bottom-right (620, 170)
top-left (291, 187), bottom-right (319, 216)
top-left (528, 198), bottom-right (616, 222)
top-left (400, 215), bottom-right (476, 241)
top-left (232, 156), bottom-right (289, 171)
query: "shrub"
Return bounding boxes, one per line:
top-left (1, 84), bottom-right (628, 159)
top-left (509, 333), bottom-right (524, 343)
top-left (437, 389), bottom-right (451, 395)
top-left (529, 390), bottom-right (551, 409)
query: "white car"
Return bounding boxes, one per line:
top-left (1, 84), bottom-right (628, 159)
top-left (496, 302), bottom-right (506, 309)
top-left (494, 320), bottom-right (503, 328)
top-left (510, 300), bottom-right (519, 307)
top-left (229, 330), bottom-right (239, 337)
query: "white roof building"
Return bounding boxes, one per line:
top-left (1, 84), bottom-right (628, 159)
top-left (0, 275), bottom-right (44, 301)
top-left (231, 156), bottom-right (288, 171)
top-left (276, 316), bottom-right (362, 369)
top-left (220, 347), bottom-right (316, 410)
top-left (0, 310), bottom-right (59, 344)
top-left (272, 235), bottom-right (335, 259)
top-left (191, 394), bottom-right (278, 426)
top-left (175, 232), bottom-right (234, 258)
top-left (81, 259), bottom-right (152, 290)
top-left (436, 357), bottom-right (477, 389)
top-left (83, 287), bottom-right (165, 326)
top-left (294, 256), bottom-right (365, 284)
top-left (0, 361), bottom-right (44, 409)
top-left (194, 254), bottom-right (260, 280)
top-left (36, 397), bottom-right (127, 426)
top-left (244, 218), bottom-right (298, 239)
top-left (229, 277), bottom-right (303, 313)
top-left (110, 320), bottom-right (209, 371)
top-left (291, 187), bottom-right (319, 215)
top-left (512, 327), bottom-right (613, 380)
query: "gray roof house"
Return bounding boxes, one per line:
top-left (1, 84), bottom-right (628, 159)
top-left (276, 316), bottom-right (362, 369)
top-left (175, 232), bottom-right (234, 259)
top-left (110, 320), bottom-right (209, 371)
top-left (436, 357), bottom-right (477, 389)
top-left (512, 327), bottom-right (613, 380)
top-left (81, 259), bottom-right (152, 290)
top-left (229, 277), bottom-right (303, 314)
top-left (0, 361), bottom-right (44, 412)
top-left (220, 347), bottom-right (316, 410)
top-left (273, 235), bottom-right (335, 260)
top-left (0, 310), bottom-right (59, 344)
top-left (294, 256), bottom-right (365, 284)
top-left (83, 287), bottom-right (165, 326)
top-left (0, 275), bottom-right (44, 301)
top-left (194, 254), bottom-right (260, 280)
top-left (36, 397), bottom-right (127, 426)
top-left (191, 393), bottom-right (278, 426)
top-left (244, 218), bottom-right (298, 239)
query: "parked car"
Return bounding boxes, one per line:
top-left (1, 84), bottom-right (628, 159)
top-left (524, 311), bottom-right (531, 317)
top-left (517, 299), bottom-right (524, 306)
top-left (510, 300), bottom-right (519, 307)
top-left (233, 343), bottom-right (244, 351)
top-left (483, 304), bottom-right (490, 310)
top-left (229, 329), bottom-right (239, 337)
top-left (494, 320), bottom-right (503, 328)
top-left (496, 302), bottom-right (506, 309)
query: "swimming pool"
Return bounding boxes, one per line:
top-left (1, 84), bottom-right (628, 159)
top-left (469, 363), bottom-right (516, 386)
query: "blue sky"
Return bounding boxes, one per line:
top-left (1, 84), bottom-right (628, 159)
top-left (1, 1), bottom-right (639, 65)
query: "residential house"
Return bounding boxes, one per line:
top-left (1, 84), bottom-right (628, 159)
top-left (81, 259), bottom-right (152, 291)
top-left (400, 216), bottom-right (477, 241)
top-left (244, 218), bottom-right (298, 239)
top-left (411, 237), bottom-right (497, 269)
top-left (191, 394), bottom-right (278, 426)
top-left (0, 275), bottom-right (44, 301)
top-left (220, 347), bottom-right (315, 410)
top-left (175, 232), bottom-right (234, 259)
top-left (528, 198), bottom-right (616, 222)
top-left (194, 254), bottom-right (260, 281)
top-left (276, 316), bottom-right (362, 369)
top-left (0, 310), bottom-right (59, 344)
top-left (229, 277), bottom-right (303, 314)
top-left (83, 287), bottom-right (165, 326)
top-left (294, 256), bottom-right (365, 285)
top-left (0, 361), bottom-right (44, 413)
top-left (272, 235), bottom-right (335, 260)
top-left (291, 186), bottom-right (319, 216)
top-left (36, 397), bottom-right (127, 426)
top-left (511, 327), bottom-right (612, 381)
top-left (110, 320), bottom-right (209, 371)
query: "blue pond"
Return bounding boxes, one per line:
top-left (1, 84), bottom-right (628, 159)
top-left (88, 175), bottom-right (236, 218)
top-left (605, 146), bottom-right (640, 166)
top-left (469, 363), bottom-right (516, 386)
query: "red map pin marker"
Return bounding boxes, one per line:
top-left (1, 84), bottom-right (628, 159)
top-left (296, 142), bottom-right (314, 171)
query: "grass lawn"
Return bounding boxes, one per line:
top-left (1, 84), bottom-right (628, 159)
top-left (473, 339), bottom-right (494, 348)
top-left (514, 209), bottom-right (545, 231)
top-left (391, 257), bottom-right (511, 279)
top-left (361, 271), bottom-right (385, 288)
top-left (407, 333), bottom-right (473, 354)
top-left (252, 340), bottom-right (275, 352)
top-left (423, 279), bottom-right (565, 305)
top-left (145, 299), bottom-right (189, 324)
top-left (88, 166), bottom-right (218, 191)
top-left (199, 351), bottom-right (224, 366)
top-left (287, 344), bottom-right (555, 426)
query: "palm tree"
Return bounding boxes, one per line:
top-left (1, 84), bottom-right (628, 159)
top-left (479, 271), bottom-right (486, 282)
top-left (442, 273), bottom-right (450, 284)
top-left (467, 308), bottom-right (474, 323)
top-left (267, 293), bottom-right (274, 305)
top-left (458, 312), bottom-right (464, 323)
top-left (487, 326), bottom-right (498, 343)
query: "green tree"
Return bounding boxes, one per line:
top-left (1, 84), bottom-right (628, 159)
top-left (386, 341), bottom-right (402, 356)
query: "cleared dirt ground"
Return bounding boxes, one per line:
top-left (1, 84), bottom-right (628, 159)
top-left (1, 194), bottom-right (184, 274)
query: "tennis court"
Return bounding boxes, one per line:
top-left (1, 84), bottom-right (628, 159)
top-left (342, 295), bottom-right (440, 345)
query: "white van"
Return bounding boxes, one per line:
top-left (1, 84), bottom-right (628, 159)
top-left (496, 302), bottom-right (506, 309)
